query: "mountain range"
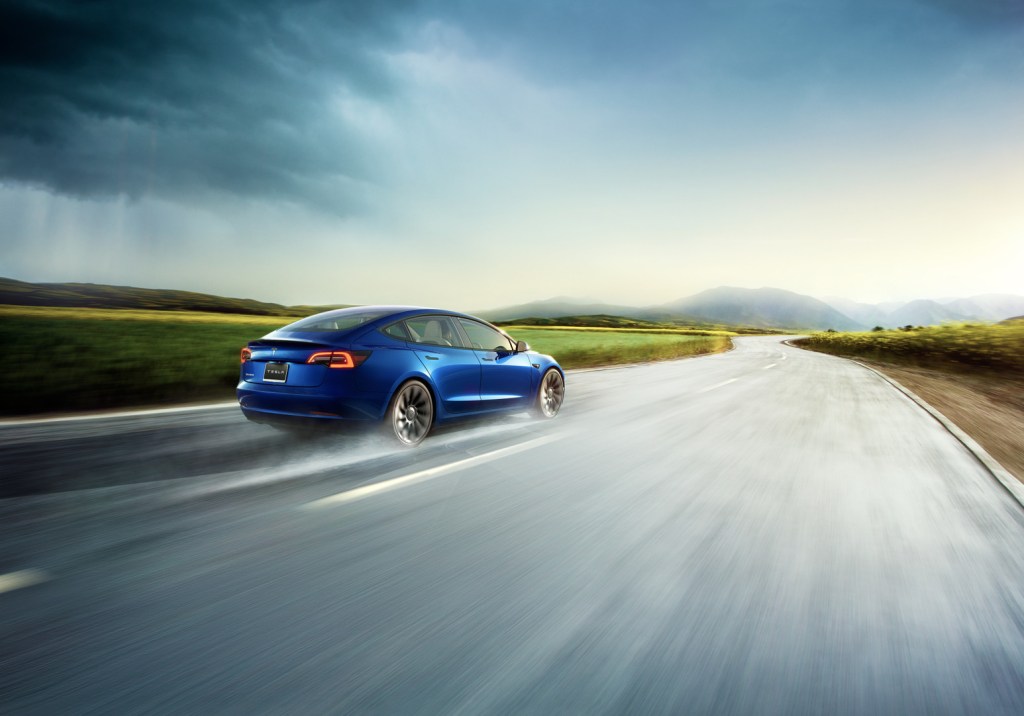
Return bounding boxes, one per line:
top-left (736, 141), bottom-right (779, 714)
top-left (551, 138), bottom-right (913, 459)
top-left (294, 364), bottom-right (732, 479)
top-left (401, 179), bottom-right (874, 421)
top-left (481, 287), bottom-right (1024, 331)
top-left (2, 277), bottom-right (1021, 331)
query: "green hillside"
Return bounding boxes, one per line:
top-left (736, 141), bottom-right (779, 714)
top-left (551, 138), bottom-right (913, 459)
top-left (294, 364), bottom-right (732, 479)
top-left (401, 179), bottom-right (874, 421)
top-left (0, 277), bottom-right (344, 317)
top-left (504, 314), bottom-right (680, 329)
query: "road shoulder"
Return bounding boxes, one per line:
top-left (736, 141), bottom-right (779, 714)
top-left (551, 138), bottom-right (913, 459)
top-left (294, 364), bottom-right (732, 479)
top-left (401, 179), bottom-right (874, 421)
top-left (854, 362), bottom-right (1024, 486)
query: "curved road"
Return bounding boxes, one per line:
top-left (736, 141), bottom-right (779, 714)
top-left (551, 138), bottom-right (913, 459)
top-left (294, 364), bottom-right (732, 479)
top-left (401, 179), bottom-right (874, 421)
top-left (3, 337), bottom-right (1024, 714)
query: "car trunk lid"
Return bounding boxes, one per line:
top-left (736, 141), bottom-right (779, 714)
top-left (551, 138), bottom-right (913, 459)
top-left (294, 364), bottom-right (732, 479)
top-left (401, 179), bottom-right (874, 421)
top-left (243, 339), bottom-right (332, 387)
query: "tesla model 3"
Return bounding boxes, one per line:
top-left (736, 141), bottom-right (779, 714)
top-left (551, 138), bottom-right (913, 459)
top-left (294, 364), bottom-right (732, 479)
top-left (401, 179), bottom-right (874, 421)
top-left (237, 306), bottom-right (565, 445)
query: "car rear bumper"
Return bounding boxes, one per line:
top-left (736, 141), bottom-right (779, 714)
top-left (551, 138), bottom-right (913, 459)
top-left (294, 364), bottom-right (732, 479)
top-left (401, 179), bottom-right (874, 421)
top-left (237, 382), bottom-right (383, 422)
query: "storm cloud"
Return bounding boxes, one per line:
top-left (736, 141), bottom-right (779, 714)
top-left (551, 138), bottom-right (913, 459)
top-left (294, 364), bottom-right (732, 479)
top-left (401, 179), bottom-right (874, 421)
top-left (0, 0), bottom-right (412, 212)
top-left (3, 0), bottom-right (1022, 214)
top-left (1, 0), bottom-right (1022, 307)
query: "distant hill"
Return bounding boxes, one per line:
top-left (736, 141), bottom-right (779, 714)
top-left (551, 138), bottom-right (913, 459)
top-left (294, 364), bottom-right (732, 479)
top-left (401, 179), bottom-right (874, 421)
top-left (821, 293), bottom-right (1024, 328)
top-left (497, 314), bottom-right (674, 329)
top-left (656, 287), bottom-right (866, 331)
top-left (501, 314), bottom-right (781, 334)
top-left (488, 288), bottom-right (1024, 332)
top-left (0, 277), bottom-right (343, 316)
top-left (885, 299), bottom-right (969, 327)
top-left (486, 287), bottom-right (864, 331)
top-left (820, 296), bottom-right (888, 328)
top-left (7, 276), bottom-right (1023, 331)
top-left (479, 297), bottom-right (645, 323)
top-left (942, 294), bottom-right (1024, 322)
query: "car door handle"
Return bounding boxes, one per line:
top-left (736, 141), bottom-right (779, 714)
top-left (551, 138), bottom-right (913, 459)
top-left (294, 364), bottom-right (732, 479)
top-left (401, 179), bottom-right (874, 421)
top-left (424, 355), bottom-right (440, 360)
top-left (481, 357), bottom-right (495, 362)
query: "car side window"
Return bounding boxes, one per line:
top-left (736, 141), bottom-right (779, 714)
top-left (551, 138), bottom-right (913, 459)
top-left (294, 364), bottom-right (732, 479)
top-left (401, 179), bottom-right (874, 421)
top-left (381, 322), bottom-right (408, 340)
top-left (405, 316), bottom-right (467, 348)
top-left (458, 319), bottom-right (514, 352)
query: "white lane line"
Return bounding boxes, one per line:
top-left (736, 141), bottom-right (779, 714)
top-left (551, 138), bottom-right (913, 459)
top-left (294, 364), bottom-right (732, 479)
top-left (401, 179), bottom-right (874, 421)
top-left (0, 569), bottom-right (50, 594)
top-left (0, 402), bottom-right (236, 427)
top-left (763, 363), bottom-right (777, 370)
top-left (697, 378), bottom-right (739, 394)
top-left (305, 434), bottom-right (562, 509)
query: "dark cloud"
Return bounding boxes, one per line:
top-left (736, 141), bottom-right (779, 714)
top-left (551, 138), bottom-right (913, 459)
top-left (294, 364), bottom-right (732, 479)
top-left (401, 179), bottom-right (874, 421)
top-left (429, 0), bottom-right (1024, 92)
top-left (0, 0), bottom-right (411, 211)
top-left (3, 0), bottom-right (1021, 214)
top-left (920, 0), bottom-right (1024, 27)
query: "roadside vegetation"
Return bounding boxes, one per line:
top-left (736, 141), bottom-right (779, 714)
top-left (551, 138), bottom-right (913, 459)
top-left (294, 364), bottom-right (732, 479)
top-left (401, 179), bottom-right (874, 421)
top-left (1, 306), bottom-right (281, 415)
top-left (507, 313), bottom-right (782, 335)
top-left (503, 314), bottom-right (680, 329)
top-left (796, 322), bottom-right (1024, 374)
top-left (0, 306), bottom-right (732, 417)
top-left (501, 327), bottom-right (732, 370)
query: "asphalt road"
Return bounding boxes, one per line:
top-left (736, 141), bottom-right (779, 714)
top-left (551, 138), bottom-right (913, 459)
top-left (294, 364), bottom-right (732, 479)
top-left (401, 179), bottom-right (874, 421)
top-left (3, 336), bottom-right (1024, 714)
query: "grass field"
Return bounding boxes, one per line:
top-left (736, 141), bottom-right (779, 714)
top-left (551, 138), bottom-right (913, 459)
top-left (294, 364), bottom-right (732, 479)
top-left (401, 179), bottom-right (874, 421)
top-left (499, 323), bottom-right (733, 336)
top-left (1, 308), bottom-right (281, 415)
top-left (0, 306), bottom-right (732, 416)
top-left (504, 327), bottom-right (732, 369)
top-left (0, 304), bottom-right (289, 326)
top-left (795, 323), bottom-right (1024, 374)
top-left (501, 314), bottom-right (780, 334)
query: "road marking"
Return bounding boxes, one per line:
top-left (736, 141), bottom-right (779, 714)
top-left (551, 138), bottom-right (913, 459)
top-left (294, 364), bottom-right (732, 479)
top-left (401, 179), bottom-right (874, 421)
top-left (0, 569), bottom-right (50, 594)
top-left (305, 434), bottom-right (562, 509)
top-left (0, 402), bottom-right (236, 427)
top-left (697, 378), bottom-right (739, 393)
top-left (763, 363), bottom-right (777, 370)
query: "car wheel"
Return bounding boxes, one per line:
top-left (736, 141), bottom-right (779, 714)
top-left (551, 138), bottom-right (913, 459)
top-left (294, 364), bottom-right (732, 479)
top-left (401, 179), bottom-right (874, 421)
top-left (533, 368), bottom-right (564, 418)
top-left (388, 380), bottom-right (434, 446)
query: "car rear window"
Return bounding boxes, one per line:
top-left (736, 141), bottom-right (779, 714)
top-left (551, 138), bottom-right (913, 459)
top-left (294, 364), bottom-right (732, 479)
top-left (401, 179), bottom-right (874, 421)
top-left (281, 309), bottom-right (391, 333)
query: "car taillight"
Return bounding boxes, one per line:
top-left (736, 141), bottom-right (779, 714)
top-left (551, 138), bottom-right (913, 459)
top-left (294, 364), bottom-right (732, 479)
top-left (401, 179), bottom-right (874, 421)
top-left (306, 350), bottom-right (371, 369)
top-left (240, 347), bottom-right (252, 363)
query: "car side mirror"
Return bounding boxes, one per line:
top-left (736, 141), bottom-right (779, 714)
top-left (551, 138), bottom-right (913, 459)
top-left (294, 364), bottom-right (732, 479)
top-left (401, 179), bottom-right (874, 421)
top-left (515, 340), bottom-right (530, 353)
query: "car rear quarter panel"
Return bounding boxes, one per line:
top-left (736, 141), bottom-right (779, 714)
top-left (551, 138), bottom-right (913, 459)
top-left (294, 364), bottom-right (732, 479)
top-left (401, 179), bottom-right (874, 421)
top-left (343, 335), bottom-right (429, 420)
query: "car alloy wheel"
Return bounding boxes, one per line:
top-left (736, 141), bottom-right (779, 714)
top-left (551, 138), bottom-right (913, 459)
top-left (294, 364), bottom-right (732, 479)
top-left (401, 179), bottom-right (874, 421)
top-left (391, 381), bottom-right (433, 446)
top-left (536, 369), bottom-right (564, 418)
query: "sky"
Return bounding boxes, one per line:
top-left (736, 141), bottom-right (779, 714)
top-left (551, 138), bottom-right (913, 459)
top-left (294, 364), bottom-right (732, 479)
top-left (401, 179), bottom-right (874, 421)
top-left (0, 0), bottom-right (1022, 311)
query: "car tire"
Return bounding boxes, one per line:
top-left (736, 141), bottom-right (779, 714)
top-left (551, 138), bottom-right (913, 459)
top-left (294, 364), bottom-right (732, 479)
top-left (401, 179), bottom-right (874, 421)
top-left (533, 368), bottom-right (565, 418)
top-left (387, 380), bottom-right (434, 446)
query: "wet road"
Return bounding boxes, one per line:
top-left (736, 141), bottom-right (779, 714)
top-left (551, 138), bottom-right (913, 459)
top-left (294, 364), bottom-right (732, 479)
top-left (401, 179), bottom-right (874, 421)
top-left (3, 336), bottom-right (1024, 714)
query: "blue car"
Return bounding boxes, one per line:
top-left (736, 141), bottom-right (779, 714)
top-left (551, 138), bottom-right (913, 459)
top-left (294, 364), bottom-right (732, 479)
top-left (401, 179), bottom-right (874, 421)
top-left (237, 306), bottom-right (565, 445)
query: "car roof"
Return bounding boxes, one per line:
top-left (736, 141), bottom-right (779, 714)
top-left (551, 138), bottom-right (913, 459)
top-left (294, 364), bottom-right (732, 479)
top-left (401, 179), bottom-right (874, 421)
top-left (304, 305), bottom-right (487, 322)
top-left (274, 305), bottom-right (501, 333)
top-left (263, 305), bottom-right (509, 343)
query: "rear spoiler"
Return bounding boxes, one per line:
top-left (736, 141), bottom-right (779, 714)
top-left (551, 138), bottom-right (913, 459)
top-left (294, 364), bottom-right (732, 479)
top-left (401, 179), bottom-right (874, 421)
top-left (249, 338), bottom-right (330, 348)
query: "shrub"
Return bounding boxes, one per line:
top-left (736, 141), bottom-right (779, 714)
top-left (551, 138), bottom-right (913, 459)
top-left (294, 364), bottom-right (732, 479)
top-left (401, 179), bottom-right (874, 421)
top-left (797, 323), bottom-right (1024, 375)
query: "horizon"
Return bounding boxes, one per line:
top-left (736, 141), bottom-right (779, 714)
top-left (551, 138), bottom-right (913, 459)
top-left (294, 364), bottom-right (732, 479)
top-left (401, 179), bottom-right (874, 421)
top-left (4, 274), bottom-right (1021, 316)
top-left (1, 1), bottom-right (1022, 307)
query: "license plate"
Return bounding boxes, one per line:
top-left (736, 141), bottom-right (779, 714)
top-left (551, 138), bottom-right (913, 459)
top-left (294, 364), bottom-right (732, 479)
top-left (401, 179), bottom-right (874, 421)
top-left (263, 362), bottom-right (289, 383)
